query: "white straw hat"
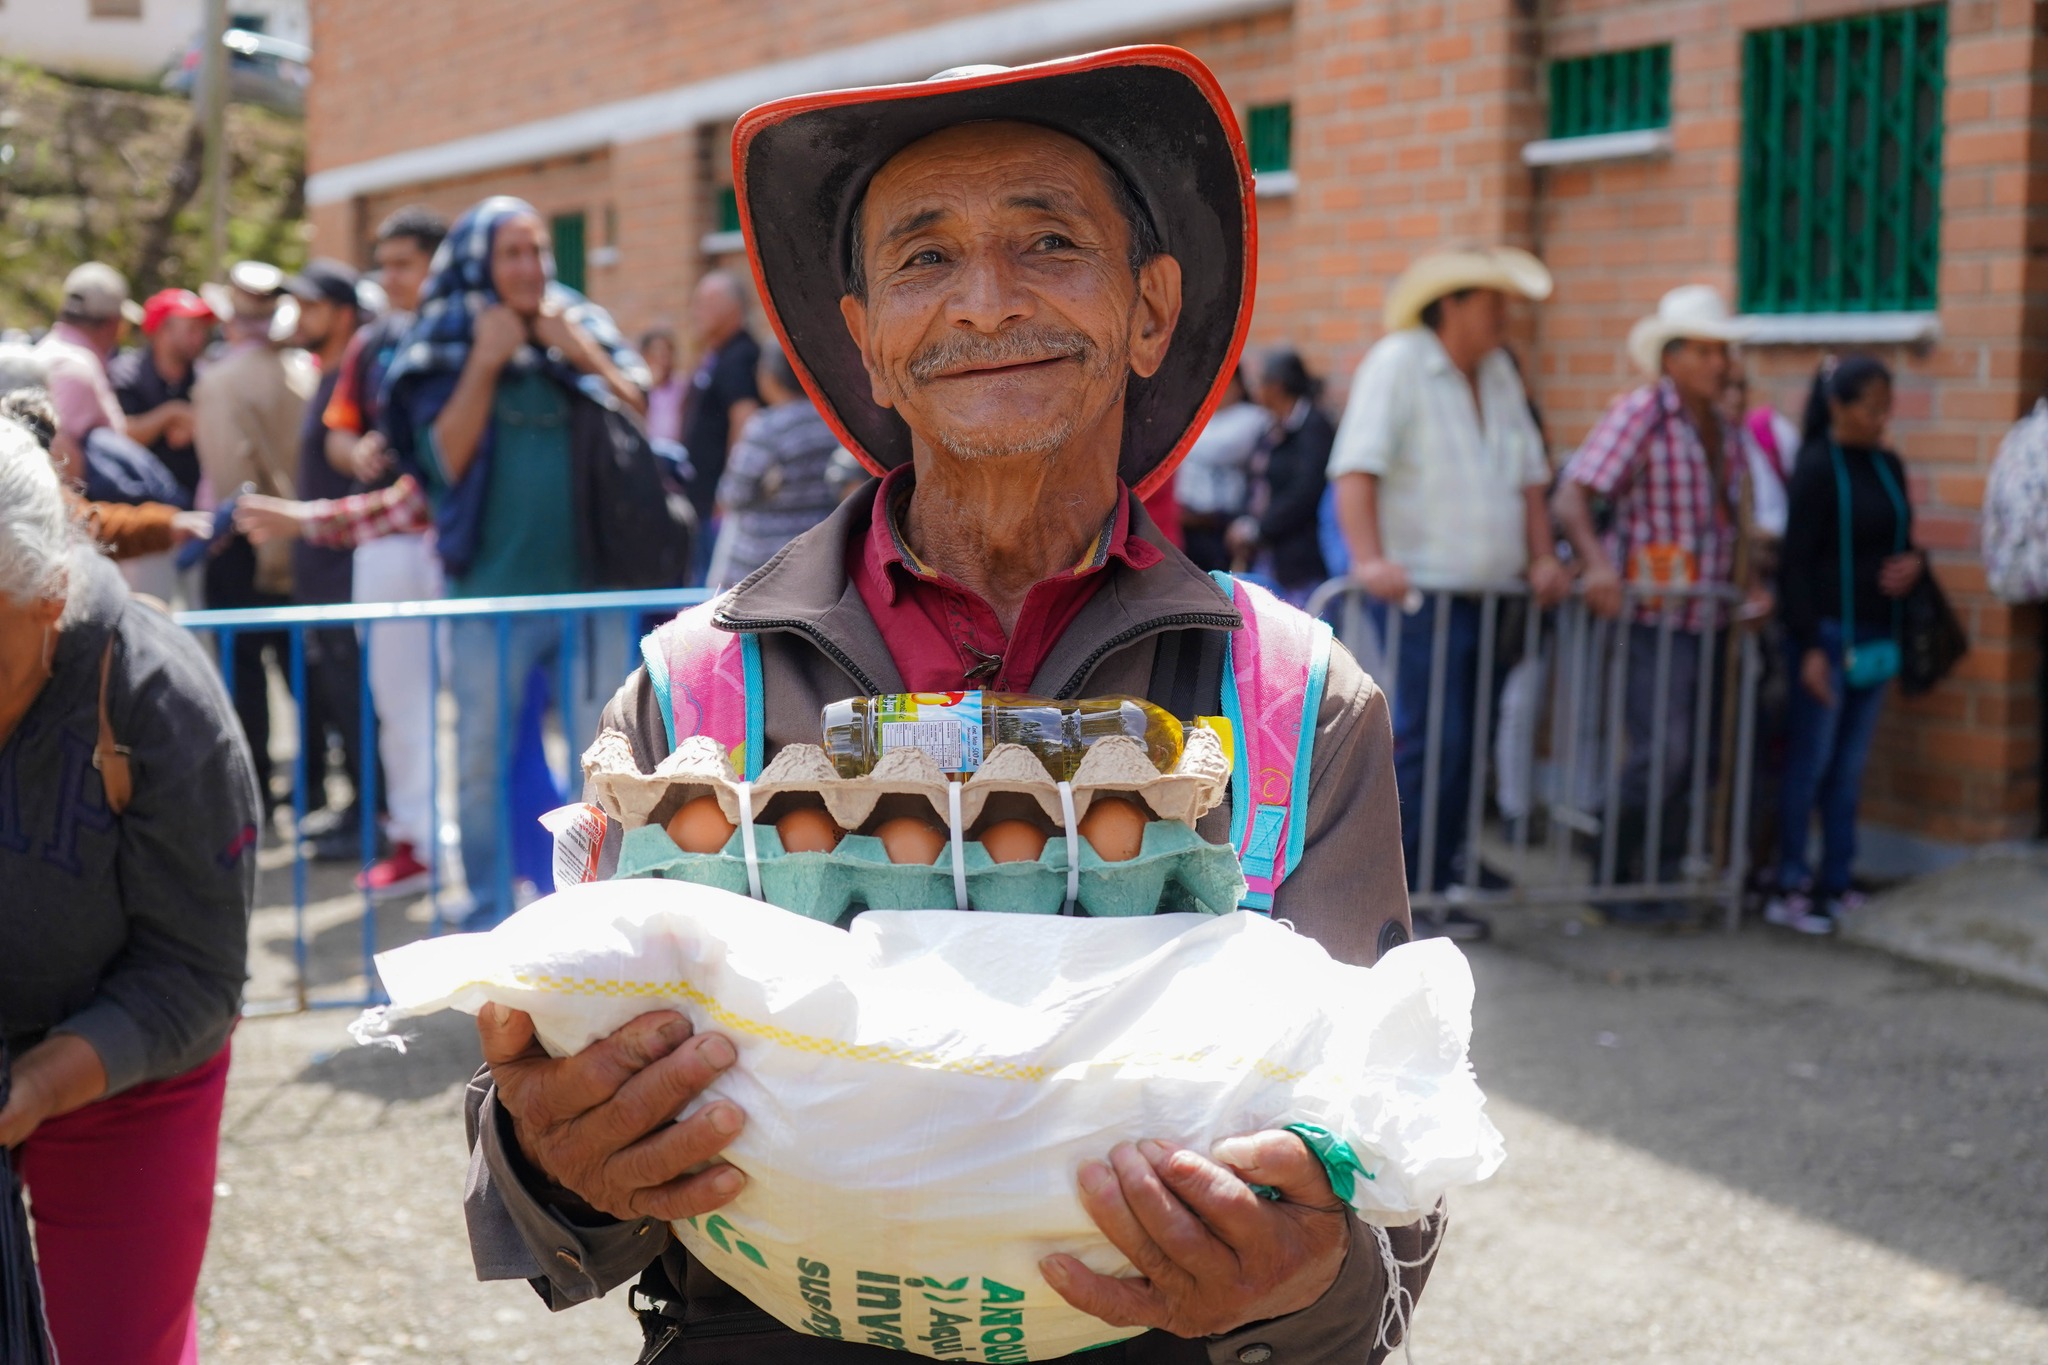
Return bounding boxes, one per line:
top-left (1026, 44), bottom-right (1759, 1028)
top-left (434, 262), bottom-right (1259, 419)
top-left (1626, 284), bottom-right (1750, 376)
top-left (1382, 245), bottom-right (1552, 331)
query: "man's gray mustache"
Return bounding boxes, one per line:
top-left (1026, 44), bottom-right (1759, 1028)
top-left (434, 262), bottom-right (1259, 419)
top-left (907, 329), bottom-right (1096, 383)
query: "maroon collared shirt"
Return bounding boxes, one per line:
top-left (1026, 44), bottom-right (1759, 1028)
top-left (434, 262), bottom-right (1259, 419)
top-left (849, 467), bottom-right (1164, 692)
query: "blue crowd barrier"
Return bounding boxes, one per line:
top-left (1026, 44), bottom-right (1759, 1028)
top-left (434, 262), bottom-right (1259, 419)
top-left (177, 589), bottom-right (708, 1011)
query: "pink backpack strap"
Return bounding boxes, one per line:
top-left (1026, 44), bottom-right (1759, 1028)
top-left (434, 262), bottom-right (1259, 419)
top-left (641, 598), bottom-right (765, 778)
top-left (1210, 571), bottom-right (1334, 911)
top-left (1745, 408), bottom-right (1785, 480)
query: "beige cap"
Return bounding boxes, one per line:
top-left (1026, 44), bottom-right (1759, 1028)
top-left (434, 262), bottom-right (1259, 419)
top-left (60, 262), bottom-right (132, 323)
top-left (1625, 284), bottom-right (1751, 376)
top-left (1382, 245), bottom-right (1552, 331)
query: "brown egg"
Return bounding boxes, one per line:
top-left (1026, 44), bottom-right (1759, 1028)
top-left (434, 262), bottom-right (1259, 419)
top-left (875, 814), bottom-right (947, 865)
top-left (1078, 796), bottom-right (1148, 862)
top-left (979, 818), bottom-right (1049, 864)
top-left (665, 794), bottom-right (736, 854)
top-left (775, 805), bottom-right (843, 854)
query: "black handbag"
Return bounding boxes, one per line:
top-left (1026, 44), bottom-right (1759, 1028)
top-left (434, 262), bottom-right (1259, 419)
top-left (569, 387), bottom-right (697, 590)
top-left (1898, 568), bottom-right (1968, 696)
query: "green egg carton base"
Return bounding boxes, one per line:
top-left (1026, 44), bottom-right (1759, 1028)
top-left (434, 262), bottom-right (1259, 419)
top-left (613, 819), bottom-right (1247, 922)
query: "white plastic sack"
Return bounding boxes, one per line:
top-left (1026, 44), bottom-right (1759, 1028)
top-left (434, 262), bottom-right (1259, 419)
top-left (366, 879), bottom-right (1503, 1361)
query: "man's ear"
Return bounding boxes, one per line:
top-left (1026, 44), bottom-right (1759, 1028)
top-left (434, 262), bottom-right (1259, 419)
top-left (837, 292), bottom-right (896, 411)
top-left (1126, 254), bottom-right (1183, 381)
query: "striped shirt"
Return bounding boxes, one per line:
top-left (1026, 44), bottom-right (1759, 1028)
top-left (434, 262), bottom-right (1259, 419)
top-left (1562, 378), bottom-right (1746, 630)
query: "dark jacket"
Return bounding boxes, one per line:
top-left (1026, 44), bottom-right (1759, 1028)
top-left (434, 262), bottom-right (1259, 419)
top-left (0, 553), bottom-right (257, 1093)
top-left (1779, 439), bottom-right (1916, 650)
top-left (1254, 401), bottom-right (1333, 589)
top-left (461, 489), bottom-right (1436, 1362)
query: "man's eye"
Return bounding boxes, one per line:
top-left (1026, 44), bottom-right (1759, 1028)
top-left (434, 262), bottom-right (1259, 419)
top-left (1035, 234), bottom-right (1075, 251)
top-left (905, 248), bottom-right (944, 267)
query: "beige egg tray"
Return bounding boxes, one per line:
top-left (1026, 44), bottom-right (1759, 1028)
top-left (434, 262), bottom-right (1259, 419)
top-left (581, 725), bottom-right (1231, 835)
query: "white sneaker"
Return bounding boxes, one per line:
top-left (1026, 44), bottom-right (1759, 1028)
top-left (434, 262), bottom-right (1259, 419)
top-left (1764, 891), bottom-right (1813, 929)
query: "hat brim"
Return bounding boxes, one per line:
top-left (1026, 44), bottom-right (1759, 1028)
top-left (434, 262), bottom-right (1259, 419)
top-left (732, 45), bottom-right (1255, 500)
top-left (1626, 315), bottom-right (1751, 376)
top-left (1382, 248), bottom-right (1552, 332)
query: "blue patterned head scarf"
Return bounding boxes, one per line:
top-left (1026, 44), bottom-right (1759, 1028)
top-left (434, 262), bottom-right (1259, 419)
top-left (382, 195), bottom-right (648, 405)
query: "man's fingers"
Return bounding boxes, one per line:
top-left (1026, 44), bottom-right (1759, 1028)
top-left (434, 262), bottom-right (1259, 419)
top-left (1115, 1142), bottom-right (1238, 1281)
top-left (1075, 1151), bottom-right (1189, 1290)
top-left (1038, 1254), bottom-right (1163, 1330)
top-left (1211, 1129), bottom-right (1342, 1210)
top-left (476, 1002), bottom-right (540, 1067)
top-left (537, 1012), bottom-right (699, 1118)
top-left (630, 1161), bottom-right (749, 1223)
top-left (604, 1092), bottom-right (745, 1193)
top-left (577, 1032), bottom-right (740, 1156)
top-left (1142, 1139), bottom-right (1284, 1249)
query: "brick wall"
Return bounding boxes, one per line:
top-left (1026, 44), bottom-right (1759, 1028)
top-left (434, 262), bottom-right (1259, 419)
top-left (306, 0), bottom-right (2048, 846)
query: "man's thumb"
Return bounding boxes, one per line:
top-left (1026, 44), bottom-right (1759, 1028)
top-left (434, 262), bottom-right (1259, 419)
top-left (1212, 1129), bottom-right (1333, 1204)
top-left (477, 1001), bottom-right (537, 1064)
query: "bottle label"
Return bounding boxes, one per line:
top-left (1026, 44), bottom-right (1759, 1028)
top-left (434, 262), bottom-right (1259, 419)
top-left (876, 692), bottom-right (986, 773)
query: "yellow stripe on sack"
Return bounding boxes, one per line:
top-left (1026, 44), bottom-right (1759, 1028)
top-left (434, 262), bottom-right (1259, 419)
top-left (450, 973), bottom-right (1321, 1088)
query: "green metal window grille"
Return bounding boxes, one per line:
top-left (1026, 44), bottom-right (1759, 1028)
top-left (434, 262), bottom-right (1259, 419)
top-left (717, 186), bottom-right (742, 235)
top-left (1739, 5), bottom-right (1947, 315)
top-left (1246, 103), bottom-right (1292, 174)
top-left (1547, 45), bottom-right (1671, 140)
top-left (550, 211), bottom-right (587, 293)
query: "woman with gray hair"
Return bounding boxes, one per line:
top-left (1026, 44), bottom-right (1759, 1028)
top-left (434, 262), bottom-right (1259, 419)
top-left (0, 416), bottom-right (257, 1364)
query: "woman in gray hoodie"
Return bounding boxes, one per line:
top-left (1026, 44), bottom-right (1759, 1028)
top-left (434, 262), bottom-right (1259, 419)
top-left (0, 414), bottom-right (257, 1364)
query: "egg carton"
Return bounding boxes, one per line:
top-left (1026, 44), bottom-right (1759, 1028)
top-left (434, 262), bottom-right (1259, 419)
top-left (610, 815), bottom-right (1246, 923)
top-left (579, 725), bottom-right (1243, 920)
top-left (581, 725), bottom-right (1231, 835)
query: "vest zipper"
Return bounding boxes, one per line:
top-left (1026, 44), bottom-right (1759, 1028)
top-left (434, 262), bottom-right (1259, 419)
top-left (712, 612), bottom-right (888, 695)
top-left (1048, 612), bottom-right (1240, 699)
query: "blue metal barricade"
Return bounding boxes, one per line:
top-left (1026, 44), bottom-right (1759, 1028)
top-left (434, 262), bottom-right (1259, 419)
top-left (177, 589), bottom-right (706, 1011)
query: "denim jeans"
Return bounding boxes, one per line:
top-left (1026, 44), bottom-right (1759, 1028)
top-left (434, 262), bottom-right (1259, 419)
top-left (1375, 595), bottom-right (1485, 894)
top-left (450, 611), bottom-right (630, 920)
top-left (1619, 623), bottom-right (1706, 882)
top-left (1776, 619), bottom-right (1890, 896)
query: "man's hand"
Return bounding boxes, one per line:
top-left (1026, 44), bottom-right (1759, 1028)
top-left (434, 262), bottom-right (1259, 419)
top-left (1801, 647), bottom-right (1835, 707)
top-left (530, 303), bottom-right (588, 360)
top-left (1526, 553), bottom-right (1572, 609)
top-left (234, 494), bottom-right (307, 545)
top-left (1581, 559), bottom-right (1624, 620)
top-left (479, 1003), bottom-right (747, 1223)
top-left (1348, 555), bottom-right (1411, 605)
top-left (349, 431), bottom-right (394, 484)
top-left (171, 509), bottom-right (215, 544)
top-left (473, 305), bottom-right (530, 371)
top-left (1879, 550), bottom-right (1924, 598)
top-left (1040, 1129), bottom-right (1350, 1338)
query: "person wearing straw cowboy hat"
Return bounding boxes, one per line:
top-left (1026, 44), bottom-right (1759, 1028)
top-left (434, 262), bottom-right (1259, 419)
top-left (1328, 244), bottom-right (1569, 941)
top-left (1553, 284), bottom-right (1755, 924)
top-left (460, 46), bottom-right (1438, 1364)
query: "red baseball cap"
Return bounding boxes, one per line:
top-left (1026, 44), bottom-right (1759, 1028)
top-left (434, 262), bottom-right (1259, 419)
top-left (140, 288), bottom-right (220, 335)
top-left (732, 46), bottom-right (1256, 500)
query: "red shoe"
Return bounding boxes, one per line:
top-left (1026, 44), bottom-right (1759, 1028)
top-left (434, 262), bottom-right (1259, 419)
top-left (354, 842), bottom-right (432, 899)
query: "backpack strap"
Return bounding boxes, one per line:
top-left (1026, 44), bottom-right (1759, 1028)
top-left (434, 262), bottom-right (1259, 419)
top-left (640, 598), bottom-right (764, 778)
top-left (1209, 571), bottom-right (1333, 911)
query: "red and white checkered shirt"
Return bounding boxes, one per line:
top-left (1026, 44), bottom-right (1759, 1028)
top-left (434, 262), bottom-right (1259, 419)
top-left (1562, 379), bottom-right (1746, 630)
top-left (300, 473), bottom-right (433, 550)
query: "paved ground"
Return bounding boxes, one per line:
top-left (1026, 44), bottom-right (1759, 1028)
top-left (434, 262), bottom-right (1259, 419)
top-left (197, 867), bottom-right (2048, 1363)
top-left (1843, 845), bottom-right (2048, 995)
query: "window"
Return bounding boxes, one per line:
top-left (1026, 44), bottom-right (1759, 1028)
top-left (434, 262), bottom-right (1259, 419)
top-left (90, 0), bottom-right (144, 16)
top-left (1547, 45), bottom-right (1671, 139)
top-left (716, 186), bottom-right (742, 235)
top-left (550, 211), bottom-right (587, 293)
top-left (1246, 103), bottom-right (1291, 175)
top-left (1739, 5), bottom-right (1946, 315)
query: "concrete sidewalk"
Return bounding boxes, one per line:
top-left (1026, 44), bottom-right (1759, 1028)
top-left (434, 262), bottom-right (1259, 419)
top-left (1842, 845), bottom-right (2048, 996)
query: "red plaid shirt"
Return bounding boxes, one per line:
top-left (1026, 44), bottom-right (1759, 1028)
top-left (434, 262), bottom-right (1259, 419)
top-left (300, 473), bottom-right (433, 550)
top-left (1562, 379), bottom-right (1746, 629)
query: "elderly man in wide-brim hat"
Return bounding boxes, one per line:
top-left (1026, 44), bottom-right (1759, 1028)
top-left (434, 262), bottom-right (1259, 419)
top-left (1552, 283), bottom-right (1754, 924)
top-left (460, 46), bottom-right (1438, 1362)
top-left (1326, 244), bottom-right (1568, 939)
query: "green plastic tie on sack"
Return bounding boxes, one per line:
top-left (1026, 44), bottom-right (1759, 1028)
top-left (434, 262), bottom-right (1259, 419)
top-left (1249, 1123), bottom-right (1376, 1204)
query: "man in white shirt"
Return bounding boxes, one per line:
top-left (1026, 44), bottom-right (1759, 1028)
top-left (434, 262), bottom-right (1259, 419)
top-left (1328, 245), bottom-right (1570, 936)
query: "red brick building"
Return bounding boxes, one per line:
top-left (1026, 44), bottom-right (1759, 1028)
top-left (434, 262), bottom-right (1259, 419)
top-left (305, 0), bottom-right (2048, 857)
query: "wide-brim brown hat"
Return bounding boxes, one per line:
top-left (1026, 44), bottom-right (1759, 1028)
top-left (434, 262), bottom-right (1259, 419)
top-left (731, 45), bottom-right (1256, 499)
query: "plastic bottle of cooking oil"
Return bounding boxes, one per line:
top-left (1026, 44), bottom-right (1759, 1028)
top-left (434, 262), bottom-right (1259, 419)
top-left (820, 693), bottom-right (1184, 780)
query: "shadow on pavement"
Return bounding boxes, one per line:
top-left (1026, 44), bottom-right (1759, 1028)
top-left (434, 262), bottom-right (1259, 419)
top-left (294, 1008), bottom-right (484, 1104)
top-left (1465, 911), bottom-right (2048, 1312)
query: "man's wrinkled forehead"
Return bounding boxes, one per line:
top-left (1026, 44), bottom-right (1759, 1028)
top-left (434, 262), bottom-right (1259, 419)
top-left (860, 120), bottom-right (1125, 243)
